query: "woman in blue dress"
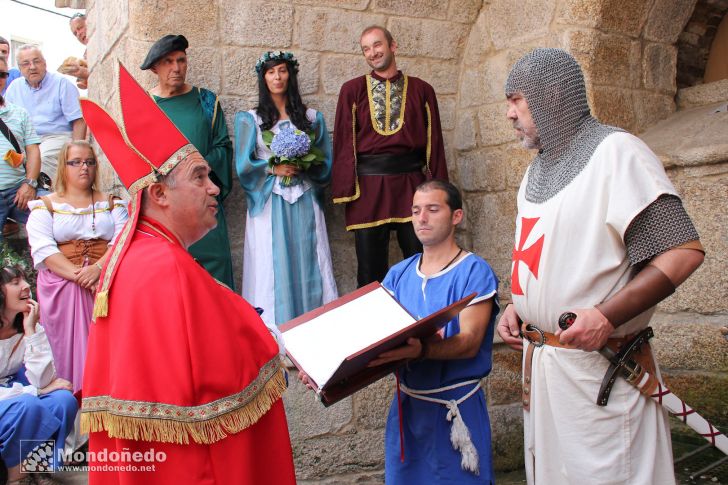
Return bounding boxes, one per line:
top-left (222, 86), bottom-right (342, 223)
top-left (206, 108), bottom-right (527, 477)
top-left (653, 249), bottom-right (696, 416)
top-left (235, 51), bottom-right (337, 328)
top-left (0, 265), bottom-right (77, 484)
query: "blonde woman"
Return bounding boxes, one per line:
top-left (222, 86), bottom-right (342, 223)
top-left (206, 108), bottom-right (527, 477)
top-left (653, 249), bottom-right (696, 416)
top-left (26, 140), bottom-right (128, 396)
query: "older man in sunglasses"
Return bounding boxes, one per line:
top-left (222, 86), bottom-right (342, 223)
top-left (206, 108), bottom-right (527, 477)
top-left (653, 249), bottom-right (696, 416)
top-left (5, 45), bottom-right (86, 181)
top-left (0, 55), bottom-right (42, 240)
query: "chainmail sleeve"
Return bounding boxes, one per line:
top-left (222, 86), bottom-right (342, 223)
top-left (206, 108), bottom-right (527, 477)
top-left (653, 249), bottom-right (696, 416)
top-left (624, 194), bottom-right (700, 266)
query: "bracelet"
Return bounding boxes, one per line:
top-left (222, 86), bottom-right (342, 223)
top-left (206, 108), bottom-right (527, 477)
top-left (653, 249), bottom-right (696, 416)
top-left (95, 262), bottom-right (103, 270)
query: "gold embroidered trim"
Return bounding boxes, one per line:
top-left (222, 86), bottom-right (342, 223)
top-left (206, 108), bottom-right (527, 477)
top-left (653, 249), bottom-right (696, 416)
top-left (126, 144), bottom-right (197, 195)
top-left (425, 102), bottom-right (432, 178)
top-left (365, 74), bottom-right (408, 136)
top-left (333, 103), bottom-right (361, 204)
top-left (81, 358), bottom-right (286, 445)
top-left (159, 144), bottom-right (197, 177)
top-left (93, 194), bottom-right (138, 318)
top-left (385, 79), bottom-right (391, 132)
top-left (345, 216), bottom-right (413, 231)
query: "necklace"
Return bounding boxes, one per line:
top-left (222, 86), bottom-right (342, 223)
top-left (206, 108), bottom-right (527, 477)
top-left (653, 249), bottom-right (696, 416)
top-left (418, 247), bottom-right (463, 274)
top-left (90, 191), bottom-right (96, 234)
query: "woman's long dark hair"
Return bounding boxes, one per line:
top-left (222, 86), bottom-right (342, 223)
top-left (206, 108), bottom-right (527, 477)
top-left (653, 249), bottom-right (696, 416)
top-left (0, 266), bottom-right (25, 334)
top-left (256, 59), bottom-right (312, 132)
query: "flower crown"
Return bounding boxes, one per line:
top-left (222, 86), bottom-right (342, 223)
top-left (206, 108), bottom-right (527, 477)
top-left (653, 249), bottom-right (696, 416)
top-left (255, 51), bottom-right (299, 74)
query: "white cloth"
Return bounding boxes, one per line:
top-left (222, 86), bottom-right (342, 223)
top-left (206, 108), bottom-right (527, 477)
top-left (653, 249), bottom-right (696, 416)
top-left (0, 325), bottom-right (56, 400)
top-left (513, 132), bottom-right (678, 484)
top-left (26, 198), bottom-right (129, 269)
top-left (39, 133), bottom-right (72, 180)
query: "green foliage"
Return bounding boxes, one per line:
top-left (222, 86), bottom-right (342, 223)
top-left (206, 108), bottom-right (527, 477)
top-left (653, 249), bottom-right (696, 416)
top-left (0, 241), bottom-right (37, 294)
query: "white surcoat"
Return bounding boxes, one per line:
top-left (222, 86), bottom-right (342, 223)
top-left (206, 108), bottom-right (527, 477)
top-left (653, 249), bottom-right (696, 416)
top-left (513, 132), bottom-right (678, 484)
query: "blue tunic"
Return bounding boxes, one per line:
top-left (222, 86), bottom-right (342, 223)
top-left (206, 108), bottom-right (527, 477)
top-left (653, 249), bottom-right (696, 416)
top-left (382, 252), bottom-right (499, 484)
top-left (0, 367), bottom-right (77, 469)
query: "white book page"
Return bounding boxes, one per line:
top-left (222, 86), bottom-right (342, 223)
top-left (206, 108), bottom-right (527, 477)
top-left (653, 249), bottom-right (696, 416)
top-left (282, 287), bottom-right (416, 389)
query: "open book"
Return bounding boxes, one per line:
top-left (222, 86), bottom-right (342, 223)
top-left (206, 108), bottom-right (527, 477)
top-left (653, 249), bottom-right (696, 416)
top-left (280, 282), bottom-right (475, 406)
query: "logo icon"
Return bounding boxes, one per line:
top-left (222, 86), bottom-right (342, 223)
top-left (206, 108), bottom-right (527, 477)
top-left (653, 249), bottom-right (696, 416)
top-left (20, 440), bottom-right (55, 473)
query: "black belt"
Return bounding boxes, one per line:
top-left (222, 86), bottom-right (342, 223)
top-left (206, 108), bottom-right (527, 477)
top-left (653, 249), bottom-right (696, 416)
top-left (357, 152), bottom-right (423, 175)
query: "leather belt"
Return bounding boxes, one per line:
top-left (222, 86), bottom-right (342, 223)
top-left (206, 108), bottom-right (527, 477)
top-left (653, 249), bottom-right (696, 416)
top-left (520, 322), bottom-right (637, 411)
top-left (356, 151), bottom-right (423, 175)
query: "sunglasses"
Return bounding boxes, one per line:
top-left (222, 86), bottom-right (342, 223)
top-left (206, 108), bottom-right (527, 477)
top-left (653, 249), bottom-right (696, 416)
top-left (67, 158), bottom-right (97, 167)
top-left (0, 72), bottom-right (8, 79)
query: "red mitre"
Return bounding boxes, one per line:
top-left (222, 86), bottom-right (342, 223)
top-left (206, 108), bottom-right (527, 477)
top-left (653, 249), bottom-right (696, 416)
top-left (80, 62), bottom-right (197, 317)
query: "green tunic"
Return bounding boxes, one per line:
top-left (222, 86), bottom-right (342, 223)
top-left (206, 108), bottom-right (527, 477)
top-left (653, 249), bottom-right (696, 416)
top-left (153, 87), bottom-right (235, 288)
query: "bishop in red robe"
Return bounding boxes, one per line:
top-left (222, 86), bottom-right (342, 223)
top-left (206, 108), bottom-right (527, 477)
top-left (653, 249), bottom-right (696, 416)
top-left (78, 63), bottom-right (296, 485)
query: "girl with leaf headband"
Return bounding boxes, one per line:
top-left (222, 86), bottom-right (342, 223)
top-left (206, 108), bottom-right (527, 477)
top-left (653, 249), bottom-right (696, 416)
top-left (234, 51), bottom-right (338, 328)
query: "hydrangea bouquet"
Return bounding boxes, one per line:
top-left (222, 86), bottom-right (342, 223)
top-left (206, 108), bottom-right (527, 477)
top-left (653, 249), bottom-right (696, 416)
top-left (263, 126), bottom-right (325, 186)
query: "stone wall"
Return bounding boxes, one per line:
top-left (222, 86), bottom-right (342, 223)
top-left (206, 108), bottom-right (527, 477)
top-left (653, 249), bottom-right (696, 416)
top-left (677, 0), bottom-right (728, 87)
top-left (83, 0), bottom-right (727, 482)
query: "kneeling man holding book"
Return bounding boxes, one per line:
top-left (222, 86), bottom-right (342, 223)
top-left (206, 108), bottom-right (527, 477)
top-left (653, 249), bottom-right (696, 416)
top-left (369, 180), bottom-right (499, 484)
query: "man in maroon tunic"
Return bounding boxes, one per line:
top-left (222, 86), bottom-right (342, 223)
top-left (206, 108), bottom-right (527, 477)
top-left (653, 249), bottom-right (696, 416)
top-left (332, 25), bottom-right (449, 287)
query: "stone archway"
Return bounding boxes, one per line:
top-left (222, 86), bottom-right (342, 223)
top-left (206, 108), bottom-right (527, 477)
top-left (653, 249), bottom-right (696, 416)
top-left (677, 0), bottom-right (728, 87)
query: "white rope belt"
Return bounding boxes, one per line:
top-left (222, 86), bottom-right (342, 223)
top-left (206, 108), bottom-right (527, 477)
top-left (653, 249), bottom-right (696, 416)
top-left (399, 378), bottom-right (482, 475)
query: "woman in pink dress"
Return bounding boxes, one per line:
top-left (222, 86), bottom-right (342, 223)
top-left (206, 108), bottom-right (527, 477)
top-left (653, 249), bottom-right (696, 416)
top-left (26, 140), bottom-right (128, 396)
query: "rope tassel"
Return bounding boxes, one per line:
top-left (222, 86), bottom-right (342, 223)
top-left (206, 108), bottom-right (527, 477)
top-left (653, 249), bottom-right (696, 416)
top-left (400, 378), bottom-right (483, 476)
top-left (446, 400), bottom-right (479, 475)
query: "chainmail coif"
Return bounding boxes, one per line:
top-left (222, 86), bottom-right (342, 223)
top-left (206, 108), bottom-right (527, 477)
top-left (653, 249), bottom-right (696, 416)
top-left (505, 48), bottom-right (621, 203)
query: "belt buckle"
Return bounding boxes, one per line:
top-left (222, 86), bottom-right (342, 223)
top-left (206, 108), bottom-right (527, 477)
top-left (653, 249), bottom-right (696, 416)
top-left (523, 324), bottom-right (545, 347)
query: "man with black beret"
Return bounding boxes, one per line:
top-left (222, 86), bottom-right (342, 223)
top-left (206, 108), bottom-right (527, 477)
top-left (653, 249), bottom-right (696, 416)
top-left (141, 34), bottom-right (235, 288)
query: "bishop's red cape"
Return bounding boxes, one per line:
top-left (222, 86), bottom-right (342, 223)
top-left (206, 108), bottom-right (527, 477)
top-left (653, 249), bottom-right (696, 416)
top-left (78, 63), bottom-right (296, 484)
top-left (82, 217), bottom-right (295, 484)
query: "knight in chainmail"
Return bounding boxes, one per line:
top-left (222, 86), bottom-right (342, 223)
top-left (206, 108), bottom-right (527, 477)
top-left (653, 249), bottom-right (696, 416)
top-left (497, 48), bottom-right (705, 484)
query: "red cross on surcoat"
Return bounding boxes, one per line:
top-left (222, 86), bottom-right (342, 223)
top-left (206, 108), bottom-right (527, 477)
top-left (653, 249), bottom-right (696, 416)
top-left (511, 217), bottom-right (544, 296)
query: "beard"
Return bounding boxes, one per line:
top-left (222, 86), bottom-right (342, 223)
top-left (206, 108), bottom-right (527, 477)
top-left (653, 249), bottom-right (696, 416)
top-left (514, 120), bottom-right (541, 150)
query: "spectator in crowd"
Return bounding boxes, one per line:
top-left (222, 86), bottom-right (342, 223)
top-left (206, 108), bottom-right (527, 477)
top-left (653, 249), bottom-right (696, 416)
top-left (0, 38), bottom-right (20, 96)
top-left (63, 13), bottom-right (89, 89)
top-left (0, 55), bottom-right (41, 240)
top-left (5, 45), bottom-right (86, 181)
top-left (235, 50), bottom-right (337, 327)
top-left (332, 25), bottom-right (448, 288)
top-left (26, 140), bottom-right (127, 398)
top-left (0, 265), bottom-right (78, 484)
top-left (141, 34), bottom-right (235, 288)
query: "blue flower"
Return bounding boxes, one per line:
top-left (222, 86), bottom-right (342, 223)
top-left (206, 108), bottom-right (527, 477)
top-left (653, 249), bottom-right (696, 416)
top-left (270, 127), bottom-right (311, 159)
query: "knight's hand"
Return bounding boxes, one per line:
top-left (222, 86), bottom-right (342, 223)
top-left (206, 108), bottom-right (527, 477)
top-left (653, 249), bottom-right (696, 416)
top-left (497, 304), bottom-right (523, 351)
top-left (556, 307), bottom-right (614, 351)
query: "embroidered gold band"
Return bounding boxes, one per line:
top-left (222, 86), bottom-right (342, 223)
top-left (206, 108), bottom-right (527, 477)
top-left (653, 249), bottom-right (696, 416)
top-left (81, 358), bottom-right (286, 445)
top-left (345, 216), bottom-right (413, 231)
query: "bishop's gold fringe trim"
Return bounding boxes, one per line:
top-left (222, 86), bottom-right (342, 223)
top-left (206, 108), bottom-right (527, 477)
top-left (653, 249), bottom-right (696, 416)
top-left (81, 367), bottom-right (286, 445)
top-left (92, 291), bottom-right (109, 318)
